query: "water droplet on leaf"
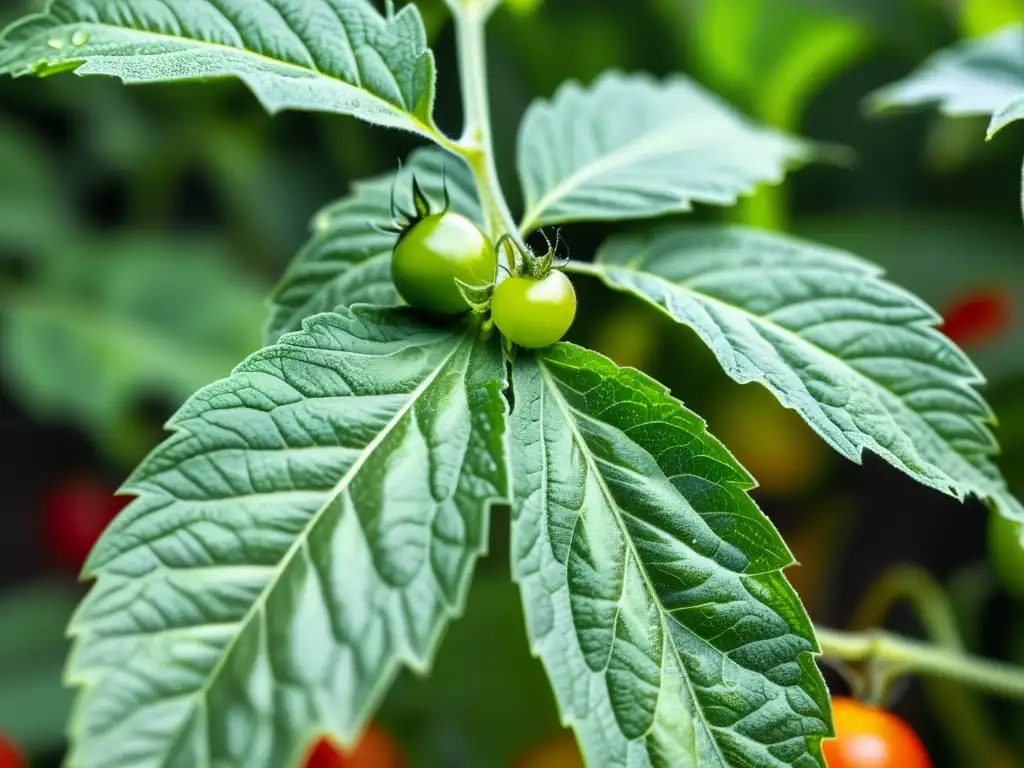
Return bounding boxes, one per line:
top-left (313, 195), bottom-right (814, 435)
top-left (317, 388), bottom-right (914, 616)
top-left (47, 37), bottom-right (65, 50)
top-left (71, 31), bottom-right (90, 46)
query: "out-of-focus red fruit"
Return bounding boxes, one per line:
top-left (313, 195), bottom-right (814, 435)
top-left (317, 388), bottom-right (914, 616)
top-left (940, 286), bottom-right (1014, 348)
top-left (511, 732), bottom-right (583, 768)
top-left (42, 476), bottom-right (128, 570)
top-left (823, 697), bottom-right (932, 768)
top-left (304, 726), bottom-right (404, 768)
top-left (0, 734), bottom-right (24, 768)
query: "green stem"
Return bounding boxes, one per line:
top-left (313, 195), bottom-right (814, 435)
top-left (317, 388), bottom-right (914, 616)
top-left (816, 625), bottom-right (1024, 702)
top-left (847, 565), bottom-right (1014, 767)
top-left (451, 2), bottom-right (520, 248)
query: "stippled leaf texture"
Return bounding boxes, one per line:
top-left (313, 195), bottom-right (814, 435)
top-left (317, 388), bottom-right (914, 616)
top-left (870, 23), bottom-right (1024, 138)
top-left (516, 72), bottom-right (809, 231)
top-left (265, 148), bottom-right (481, 344)
top-left (570, 225), bottom-right (1023, 526)
top-left (0, 0), bottom-right (440, 139)
top-left (65, 306), bottom-right (508, 768)
top-left (511, 343), bottom-right (831, 768)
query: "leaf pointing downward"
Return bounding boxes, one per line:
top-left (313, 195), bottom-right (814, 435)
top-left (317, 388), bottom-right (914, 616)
top-left (65, 307), bottom-right (508, 768)
top-left (571, 225), bottom-right (1023, 525)
top-left (511, 344), bottom-right (831, 768)
top-left (869, 23), bottom-right (1024, 138)
top-left (0, 0), bottom-right (440, 139)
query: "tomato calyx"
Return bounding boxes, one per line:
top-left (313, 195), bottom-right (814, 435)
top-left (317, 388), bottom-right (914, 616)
top-left (496, 228), bottom-right (567, 281)
top-left (374, 166), bottom-right (451, 243)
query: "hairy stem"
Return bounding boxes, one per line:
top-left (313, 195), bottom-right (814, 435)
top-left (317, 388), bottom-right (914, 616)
top-left (451, 2), bottom-right (520, 248)
top-left (816, 625), bottom-right (1024, 702)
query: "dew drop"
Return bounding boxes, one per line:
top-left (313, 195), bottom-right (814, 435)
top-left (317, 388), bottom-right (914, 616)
top-left (47, 36), bottom-right (65, 50)
top-left (71, 30), bottom-right (90, 46)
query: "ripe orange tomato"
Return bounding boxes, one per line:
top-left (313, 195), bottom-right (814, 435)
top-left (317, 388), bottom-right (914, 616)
top-left (511, 732), bottom-right (583, 768)
top-left (823, 697), bottom-right (932, 768)
top-left (0, 734), bottom-right (24, 768)
top-left (303, 726), bottom-right (404, 768)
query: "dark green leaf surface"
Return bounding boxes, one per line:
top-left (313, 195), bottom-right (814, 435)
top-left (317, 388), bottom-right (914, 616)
top-left (2, 236), bottom-right (267, 456)
top-left (511, 343), bottom-right (830, 768)
top-left (265, 148), bottom-right (481, 344)
top-left (0, 0), bottom-right (440, 138)
top-left (65, 306), bottom-right (509, 768)
top-left (571, 225), bottom-right (1023, 524)
top-left (870, 24), bottom-right (1024, 138)
top-left (516, 72), bottom-right (809, 231)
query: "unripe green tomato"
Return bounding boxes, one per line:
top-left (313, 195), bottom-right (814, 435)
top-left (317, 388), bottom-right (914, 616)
top-left (391, 212), bottom-right (495, 315)
top-left (491, 271), bottom-right (577, 349)
top-left (988, 509), bottom-right (1024, 601)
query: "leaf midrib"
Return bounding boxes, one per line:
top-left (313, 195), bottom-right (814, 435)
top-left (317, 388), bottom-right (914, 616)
top-left (11, 19), bottom-right (438, 138)
top-left (572, 259), bottom-right (994, 497)
top-left (114, 329), bottom-right (471, 768)
top-left (537, 357), bottom-right (726, 765)
top-left (519, 123), bottom-right (730, 232)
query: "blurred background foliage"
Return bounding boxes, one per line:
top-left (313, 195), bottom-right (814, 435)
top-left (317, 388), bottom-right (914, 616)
top-left (1, 0), bottom-right (1023, 766)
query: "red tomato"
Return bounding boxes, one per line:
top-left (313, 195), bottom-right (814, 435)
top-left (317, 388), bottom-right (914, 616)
top-left (304, 726), bottom-right (404, 768)
top-left (0, 734), bottom-right (24, 768)
top-left (511, 732), bottom-right (583, 768)
top-left (42, 476), bottom-right (128, 570)
top-left (823, 697), bottom-right (932, 768)
top-left (940, 286), bottom-right (1013, 348)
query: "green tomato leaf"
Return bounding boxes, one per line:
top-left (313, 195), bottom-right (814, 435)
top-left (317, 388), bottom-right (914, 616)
top-left (570, 225), bottom-right (1024, 525)
top-left (511, 343), bottom-right (831, 767)
top-left (0, 0), bottom-right (441, 140)
top-left (870, 24), bottom-right (1024, 139)
top-left (65, 306), bottom-right (509, 768)
top-left (516, 72), bottom-right (809, 231)
top-left (265, 148), bottom-right (481, 344)
top-left (1, 236), bottom-right (267, 460)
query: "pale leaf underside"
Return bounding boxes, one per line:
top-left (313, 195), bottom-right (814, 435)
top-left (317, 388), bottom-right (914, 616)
top-left (0, 0), bottom-right (439, 138)
top-left (870, 23), bottom-right (1024, 138)
top-left (265, 148), bottom-right (482, 344)
top-left (65, 306), bottom-right (508, 768)
top-left (516, 71), bottom-right (810, 231)
top-left (512, 344), bottom-right (831, 768)
top-left (571, 225), bottom-right (1023, 525)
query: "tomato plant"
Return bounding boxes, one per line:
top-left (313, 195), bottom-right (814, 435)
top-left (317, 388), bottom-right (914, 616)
top-left (2, 2), bottom-right (1024, 768)
top-left (42, 476), bottom-right (127, 570)
top-left (823, 698), bottom-right (932, 768)
top-left (491, 270), bottom-right (577, 349)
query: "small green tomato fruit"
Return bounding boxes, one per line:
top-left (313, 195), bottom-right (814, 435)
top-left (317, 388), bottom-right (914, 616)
top-left (391, 212), bottom-right (496, 315)
top-left (491, 270), bottom-right (577, 349)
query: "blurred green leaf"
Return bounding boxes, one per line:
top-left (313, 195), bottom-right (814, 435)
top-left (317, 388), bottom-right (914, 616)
top-left (1, 236), bottom-right (267, 458)
top-left (870, 24), bottom-right (1024, 139)
top-left (0, 580), bottom-right (79, 754)
top-left (0, 120), bottom-right (75, 254)
top-left (692, 0), bottom-right (870, 128)
top-left (960, 0), bottom-right (1024, 38)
